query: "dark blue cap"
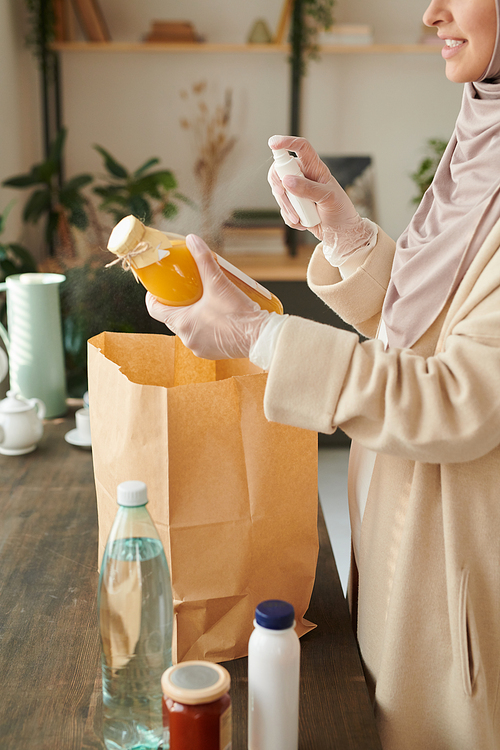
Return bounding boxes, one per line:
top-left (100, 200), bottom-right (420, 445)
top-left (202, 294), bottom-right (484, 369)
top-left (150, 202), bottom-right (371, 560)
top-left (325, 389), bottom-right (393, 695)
top-left (255, 600), bottom-right (295, 630)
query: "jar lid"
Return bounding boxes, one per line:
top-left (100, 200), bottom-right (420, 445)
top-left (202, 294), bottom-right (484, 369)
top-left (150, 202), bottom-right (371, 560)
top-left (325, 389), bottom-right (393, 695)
top-left (107, 215), bottom-right (145, 256)
top-left (0, 391), bottom-right (34, 414)
top-left (162, 661), bottom-right (230, 705)
top-left (255, 600), bottom-right (295, 630)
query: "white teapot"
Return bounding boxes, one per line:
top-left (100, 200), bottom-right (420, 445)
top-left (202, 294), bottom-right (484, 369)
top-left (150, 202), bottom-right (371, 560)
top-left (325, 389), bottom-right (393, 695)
top-left (0, 390), bottom-right (46, 455)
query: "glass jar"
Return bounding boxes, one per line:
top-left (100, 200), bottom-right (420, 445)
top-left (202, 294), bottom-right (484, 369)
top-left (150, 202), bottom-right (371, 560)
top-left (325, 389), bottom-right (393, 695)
top-left (162, 660), bottom-right (231, 750)
top-left (107, 215), bottom-right (283, 314)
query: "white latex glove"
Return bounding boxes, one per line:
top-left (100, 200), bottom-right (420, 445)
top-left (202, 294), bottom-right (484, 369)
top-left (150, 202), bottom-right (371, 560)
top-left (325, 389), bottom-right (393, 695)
top-left (268, 135), bottom-right (376, 264)
top-left (146, 234), bottom-right (272, 360)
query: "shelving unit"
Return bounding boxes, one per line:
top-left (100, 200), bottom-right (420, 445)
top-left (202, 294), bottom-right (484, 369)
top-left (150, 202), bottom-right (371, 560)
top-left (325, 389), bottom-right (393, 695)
top-left (52, 41), bottom-right (441, 55)
top-left (224, 246), bottom-right (311, 282)
top-left (50, 36), bottom-right (444, 274)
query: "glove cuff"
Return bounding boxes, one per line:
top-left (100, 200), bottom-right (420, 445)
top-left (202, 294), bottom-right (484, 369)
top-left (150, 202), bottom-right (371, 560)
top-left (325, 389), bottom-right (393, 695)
top-left (322, 217), bottom-right (378, 267)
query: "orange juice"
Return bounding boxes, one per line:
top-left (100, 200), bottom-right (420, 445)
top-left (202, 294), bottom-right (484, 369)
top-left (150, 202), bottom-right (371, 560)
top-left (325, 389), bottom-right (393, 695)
top-left (133, 238), bottom-right (202, 306)
top-left (107, 216), bottom-right (283, 314)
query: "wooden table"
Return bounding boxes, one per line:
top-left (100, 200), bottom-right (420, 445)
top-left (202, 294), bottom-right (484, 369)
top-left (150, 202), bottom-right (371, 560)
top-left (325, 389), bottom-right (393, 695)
top-left (0, 406), bottom-right (381, 749)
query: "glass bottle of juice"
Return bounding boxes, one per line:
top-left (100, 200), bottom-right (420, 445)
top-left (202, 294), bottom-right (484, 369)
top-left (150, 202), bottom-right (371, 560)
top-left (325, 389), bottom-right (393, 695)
top-left (107, 215), bottom-right (283, 314)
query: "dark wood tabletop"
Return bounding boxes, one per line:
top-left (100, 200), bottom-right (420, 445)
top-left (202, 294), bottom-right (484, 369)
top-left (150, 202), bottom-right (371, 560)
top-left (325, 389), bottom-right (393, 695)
top-left (0, 404), bottom-right (381, 750)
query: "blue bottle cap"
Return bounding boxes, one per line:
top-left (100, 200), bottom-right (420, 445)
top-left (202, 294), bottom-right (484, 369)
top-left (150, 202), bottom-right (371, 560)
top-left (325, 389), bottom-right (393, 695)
top-left (255, 600), bottom-right (295, 630)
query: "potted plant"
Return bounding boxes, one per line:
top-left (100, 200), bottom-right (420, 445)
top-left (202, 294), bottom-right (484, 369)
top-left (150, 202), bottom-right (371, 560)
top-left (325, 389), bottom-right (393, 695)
top-left (93, 145), bottom-right (190, 226)
top-left (2, 131), bottom-right (190, 396)
top-left (289, 0), bottom-right (336, 133)
top-left (410, 138), bottom-right (448, 204)
top-left (0, 202), bottom-right (38, 282)
top-left (2, 128), bottom-right (94, 258)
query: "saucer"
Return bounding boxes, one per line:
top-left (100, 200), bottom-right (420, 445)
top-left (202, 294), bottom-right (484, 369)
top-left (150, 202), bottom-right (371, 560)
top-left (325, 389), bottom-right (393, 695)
top-left (65, 428), bottom-right (92, 449)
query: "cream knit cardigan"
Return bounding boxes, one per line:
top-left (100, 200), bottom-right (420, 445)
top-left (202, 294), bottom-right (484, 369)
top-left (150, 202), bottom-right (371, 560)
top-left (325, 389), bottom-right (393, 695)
top-left (264, 220), bottom-right (500, 750)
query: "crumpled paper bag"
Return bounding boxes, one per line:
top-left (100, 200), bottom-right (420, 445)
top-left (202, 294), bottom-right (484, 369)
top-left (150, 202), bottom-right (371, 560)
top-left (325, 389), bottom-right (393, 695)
top-left (88, 332), bottom-right (319, 663)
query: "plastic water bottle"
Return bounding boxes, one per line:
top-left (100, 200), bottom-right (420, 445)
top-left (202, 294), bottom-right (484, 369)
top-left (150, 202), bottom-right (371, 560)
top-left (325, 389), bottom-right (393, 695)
top-left (97, 480), bottom-right (173, 750)
top-left (248, 600), bottom-right (300, 750)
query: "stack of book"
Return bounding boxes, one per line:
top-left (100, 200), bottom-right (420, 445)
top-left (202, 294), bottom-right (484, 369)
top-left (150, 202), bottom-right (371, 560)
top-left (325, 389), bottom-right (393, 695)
top-left (144, 21), bottom-right (201, 43)
top-left (222, 211), bottom-right (287, 256)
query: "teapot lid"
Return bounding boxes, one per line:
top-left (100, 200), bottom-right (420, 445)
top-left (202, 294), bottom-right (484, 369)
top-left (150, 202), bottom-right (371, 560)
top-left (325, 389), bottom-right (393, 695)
top-left (0, 391), bottom-right (35, 413)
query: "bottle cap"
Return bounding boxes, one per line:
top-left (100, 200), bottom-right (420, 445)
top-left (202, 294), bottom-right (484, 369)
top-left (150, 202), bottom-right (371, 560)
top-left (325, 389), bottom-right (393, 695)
top-left (117, 480), bottom-right (148, 507)
top-left (255, 600), bottom-right (295, 630)
top-left (161, 661), bottom-right (231, 705)
top-left (107, 215), bottom-right (145, 257)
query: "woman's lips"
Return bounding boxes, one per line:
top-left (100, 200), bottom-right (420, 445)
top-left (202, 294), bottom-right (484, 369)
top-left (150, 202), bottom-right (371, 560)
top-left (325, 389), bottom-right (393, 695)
top-left (441, 38), bottom-right (467, 59)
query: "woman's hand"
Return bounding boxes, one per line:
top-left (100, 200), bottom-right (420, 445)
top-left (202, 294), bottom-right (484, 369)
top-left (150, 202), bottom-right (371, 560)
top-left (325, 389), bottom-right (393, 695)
top-left (268, 135), bottom-right (377, 264)
top-left (146, 234), bottom-right (271, 360)
top-left (268, 135), bottom-right (360, 239)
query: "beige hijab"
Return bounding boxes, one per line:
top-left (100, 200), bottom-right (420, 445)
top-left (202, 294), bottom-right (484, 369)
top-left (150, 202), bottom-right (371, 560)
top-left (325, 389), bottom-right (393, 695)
top-left (382, 0), bottom-right (500, 349)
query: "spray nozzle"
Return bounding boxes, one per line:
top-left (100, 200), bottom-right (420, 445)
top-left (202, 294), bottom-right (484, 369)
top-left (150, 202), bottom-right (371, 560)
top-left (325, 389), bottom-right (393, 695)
top-left (272, 148), bottom-right (289, 160)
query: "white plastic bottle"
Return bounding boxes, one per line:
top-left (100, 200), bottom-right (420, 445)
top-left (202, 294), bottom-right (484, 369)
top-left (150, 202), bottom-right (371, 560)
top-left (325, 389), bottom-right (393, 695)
top-left (272, 148), bottom-right (321, 228)
top-left (248, 600), bottom-right (300, 750)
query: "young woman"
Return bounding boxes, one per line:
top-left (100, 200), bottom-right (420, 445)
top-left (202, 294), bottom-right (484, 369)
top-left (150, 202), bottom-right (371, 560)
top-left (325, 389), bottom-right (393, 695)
top-left (147, 0), bottom-right (500, 747)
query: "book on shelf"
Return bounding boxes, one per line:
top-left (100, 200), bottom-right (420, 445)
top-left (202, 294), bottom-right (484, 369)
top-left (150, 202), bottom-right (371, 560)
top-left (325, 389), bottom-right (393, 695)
top-left (70, 0), bottom-right (110, 42)
top-left (274, 1), bottom-right (373, 47)
top-left (144, 20), bottom-right (202, 43)
top-left (274, 0), bottom-right (293, 44)
top-left (222, 211), bottom-right (287, 255)
top-left (53, 0), bottom-right (79, 41)
top-left (53, 0), bottom-right (68, 41)
top-left (318, 25), bottom-right (374, 46)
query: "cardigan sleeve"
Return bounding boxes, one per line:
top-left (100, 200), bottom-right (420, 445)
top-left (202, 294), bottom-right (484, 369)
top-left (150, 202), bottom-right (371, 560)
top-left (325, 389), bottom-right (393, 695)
top-left (264, 275), bottom-right (500, 464)
top-left (307, 226), bottom-right (396, 339)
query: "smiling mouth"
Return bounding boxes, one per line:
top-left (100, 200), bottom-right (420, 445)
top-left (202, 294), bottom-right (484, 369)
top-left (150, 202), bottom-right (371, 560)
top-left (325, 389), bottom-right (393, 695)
top-left (441, 37), bottom-right (467, 59)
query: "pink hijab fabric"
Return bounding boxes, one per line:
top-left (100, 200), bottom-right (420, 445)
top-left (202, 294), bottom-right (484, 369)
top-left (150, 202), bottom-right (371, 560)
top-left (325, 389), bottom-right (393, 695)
top-left (382, 0), bottom-right (500, 349)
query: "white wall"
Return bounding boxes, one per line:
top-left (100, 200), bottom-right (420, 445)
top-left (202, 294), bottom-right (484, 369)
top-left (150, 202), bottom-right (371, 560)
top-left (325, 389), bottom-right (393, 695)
top-left (1, 0), bottom-right (464, 244)
top-left (0, 0), bottom-right (41, 247)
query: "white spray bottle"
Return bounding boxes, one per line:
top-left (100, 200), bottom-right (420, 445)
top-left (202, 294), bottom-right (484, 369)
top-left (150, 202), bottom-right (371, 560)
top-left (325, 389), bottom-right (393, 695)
top-left (272, 148), bottom-right (321, 228)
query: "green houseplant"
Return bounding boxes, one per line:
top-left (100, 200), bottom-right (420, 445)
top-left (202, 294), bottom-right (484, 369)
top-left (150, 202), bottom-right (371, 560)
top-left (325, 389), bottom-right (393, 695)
top-left (411, 138), bottom-right (448, 204)
top-left (0, 202), bottom-right (38, 329)
top-left (0, 202), bottom-right (37, 282)
top-left (291, 0), bottom-right (336, 77)
top-left (61, 145), bottom-right (190, 396)
top-left (93, 145), bottom-right (190, 226)
top-left (2, 128), bottom-right (94, 257)
top-left (2, 132), bottom-right (190, 396)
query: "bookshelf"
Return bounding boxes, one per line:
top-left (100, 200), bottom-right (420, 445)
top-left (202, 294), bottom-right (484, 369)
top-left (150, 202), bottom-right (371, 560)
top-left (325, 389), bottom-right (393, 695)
top-left (224, 246), bottom-right (311, 282)
top-left (51, 41), bottom-right (441, 55)
top-left (44, 0), bottom-right (458, 266)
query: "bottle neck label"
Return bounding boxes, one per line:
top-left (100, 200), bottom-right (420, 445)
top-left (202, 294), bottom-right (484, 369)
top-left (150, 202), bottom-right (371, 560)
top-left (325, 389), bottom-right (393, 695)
top-left (215, 254), bottom-right (272, 301)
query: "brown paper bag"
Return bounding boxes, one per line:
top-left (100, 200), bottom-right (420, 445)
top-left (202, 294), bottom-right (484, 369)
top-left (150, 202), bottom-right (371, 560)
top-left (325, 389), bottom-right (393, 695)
top-left (88, 332), bottom-right (319, 663)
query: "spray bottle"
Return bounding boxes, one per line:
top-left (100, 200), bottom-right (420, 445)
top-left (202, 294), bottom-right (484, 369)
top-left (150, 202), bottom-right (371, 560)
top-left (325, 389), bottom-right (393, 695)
top-left (271, 149), bottom-right (321, 228)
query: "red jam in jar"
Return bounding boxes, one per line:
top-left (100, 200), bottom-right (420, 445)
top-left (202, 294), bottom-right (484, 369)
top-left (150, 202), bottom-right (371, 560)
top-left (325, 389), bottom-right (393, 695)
top-left (162, 660), bottom-right (232, 750)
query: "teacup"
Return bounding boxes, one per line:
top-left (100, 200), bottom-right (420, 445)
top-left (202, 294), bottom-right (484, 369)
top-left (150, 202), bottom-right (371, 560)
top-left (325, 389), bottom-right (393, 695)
top-left (75, 408), bottom-right (91, 443)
